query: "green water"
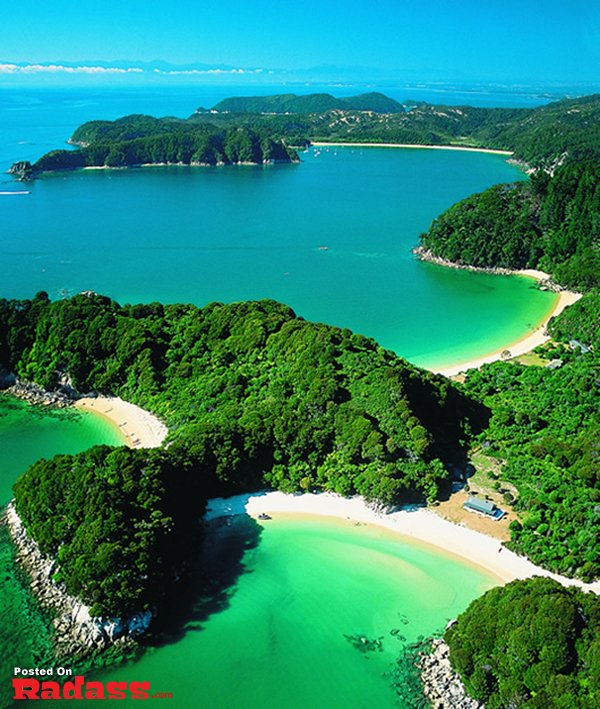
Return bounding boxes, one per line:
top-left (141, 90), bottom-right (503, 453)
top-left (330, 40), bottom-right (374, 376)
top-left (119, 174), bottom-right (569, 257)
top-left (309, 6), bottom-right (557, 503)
top-left (0, 395), bottom-right (124, 504)
top-left (0, 147), bottom-right (555, 369)
top-left (88, 515), bottom-right (495, 708)
top-left (0, 395), bottom-right (125, 708)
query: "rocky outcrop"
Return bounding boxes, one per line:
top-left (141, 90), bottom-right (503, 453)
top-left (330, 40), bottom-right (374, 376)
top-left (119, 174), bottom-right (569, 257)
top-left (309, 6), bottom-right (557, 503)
top-left (5, 380), bottom-right (75, 407)
top-left (2, 502), bottom-right (153, 658)
top-left (7, 160), bottom-right (35, 181)
top-left (418, 638), bottom-right (484, 709)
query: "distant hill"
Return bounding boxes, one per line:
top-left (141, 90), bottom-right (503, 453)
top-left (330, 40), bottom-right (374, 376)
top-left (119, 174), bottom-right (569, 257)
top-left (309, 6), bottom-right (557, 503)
top-left (206, 91), bottom-right (404, 114)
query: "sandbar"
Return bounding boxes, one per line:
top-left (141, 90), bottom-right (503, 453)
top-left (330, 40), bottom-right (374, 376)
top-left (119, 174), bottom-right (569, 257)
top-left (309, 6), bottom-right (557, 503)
top-left (205, 491), bottom-right (599, 595)
top-left (74, 396), bottom-right (167, 448)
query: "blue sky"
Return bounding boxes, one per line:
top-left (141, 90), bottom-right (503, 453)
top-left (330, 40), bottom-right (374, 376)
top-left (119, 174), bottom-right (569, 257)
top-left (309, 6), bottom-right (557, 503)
top-left (2, 0), bottom-right (599, 84)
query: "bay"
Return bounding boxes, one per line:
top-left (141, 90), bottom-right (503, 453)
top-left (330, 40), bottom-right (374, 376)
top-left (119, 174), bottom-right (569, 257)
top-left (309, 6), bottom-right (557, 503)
top-left (0, 394), bottom-right (124, 505)
top-left (0, 395), bottom-right (124, 709)
top-left (0, 84), bottom-right (551, 707)
top-left (89, 514), bottom-right (495, 708)
top-left (0, 144), bottom-right (554, 370)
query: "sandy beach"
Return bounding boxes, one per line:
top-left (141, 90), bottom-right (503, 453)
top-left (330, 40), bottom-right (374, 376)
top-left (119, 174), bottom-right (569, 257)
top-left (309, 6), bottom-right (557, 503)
top-left (433, 283), bottom-right (581, 376)
top-left (311, 141), bottom-right (513, 155)
top-left (74, 396), bottom-right (168, 448)
top-left (206, 491), bottom-right (600, 595)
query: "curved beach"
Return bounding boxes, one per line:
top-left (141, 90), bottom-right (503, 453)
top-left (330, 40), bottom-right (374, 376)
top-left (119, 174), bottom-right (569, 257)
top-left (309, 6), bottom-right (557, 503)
top-left (74, 396), bottom-right (167, 448)
top-left (433, 280), bottom-right (581, 376)
top-left (206, 491), bottom-right (599, 595)
top-left (311, 141), bottom-right (513, 155)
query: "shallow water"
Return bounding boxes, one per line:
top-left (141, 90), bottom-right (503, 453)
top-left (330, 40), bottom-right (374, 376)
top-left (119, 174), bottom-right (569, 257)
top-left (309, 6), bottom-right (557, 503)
top-left (0, 395), bottom-right (125, 709)
top-left (90, 514), bottom-right (495, 708)
top-left (0, 395), bottom-right (124, 505)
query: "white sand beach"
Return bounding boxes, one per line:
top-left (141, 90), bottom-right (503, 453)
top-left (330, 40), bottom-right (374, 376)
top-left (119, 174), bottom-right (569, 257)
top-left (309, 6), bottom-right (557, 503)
top-left (311, 141), bottom-right (513, 155)
top-left (206, 491), bottom-right (600, 595)
top-left (433, 286), bottom-right (582, 376)
top-left (75, 396), bottom-right (167, 448)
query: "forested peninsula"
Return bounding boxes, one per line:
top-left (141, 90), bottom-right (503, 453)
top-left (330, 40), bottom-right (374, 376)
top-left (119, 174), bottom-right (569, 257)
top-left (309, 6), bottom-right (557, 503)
top-left (0, 285), bottom-right (598, 625)
top-left (9, 92), bottom-right (600, 178)
top-left (1, 294), bottom-right (482, 616)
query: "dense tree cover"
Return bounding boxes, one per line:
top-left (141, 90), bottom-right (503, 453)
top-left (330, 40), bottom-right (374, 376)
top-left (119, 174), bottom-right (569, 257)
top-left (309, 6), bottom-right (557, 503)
top-left (14, 447), bottom-right (205, 616)
top-left (3, 294), bottom-right (478, 502)
top-left (548, 289), bottom-right (600, 350)
top-left (420, 159), bottom-right (600, 290)
top-left (473, 93), bottom-right (600, 167)
top-left (461, 352), bottom-right (599, 581)
top-left (208, 92), bottom-right (404, 114)
top-left (445, 578), bottom-right (600, 708)
top-left (2, 294), bottom-right (485, 614)
top-left (9, 118), bottom-right (297, 178)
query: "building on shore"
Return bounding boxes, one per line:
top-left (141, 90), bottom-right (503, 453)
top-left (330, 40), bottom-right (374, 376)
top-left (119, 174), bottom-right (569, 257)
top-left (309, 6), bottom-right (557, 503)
top-left (463, 495), bottom-right (505, 521)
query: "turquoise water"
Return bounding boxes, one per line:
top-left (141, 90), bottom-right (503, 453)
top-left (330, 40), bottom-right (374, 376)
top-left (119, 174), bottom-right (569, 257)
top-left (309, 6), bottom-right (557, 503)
top-left (0, 86), bottom-right (549, 706)
top-left (0, 145), bottom-right (555, 369)
top-left (0, 394), bottom-right (124, 504)
top-left (89, 515), bottom-right (495, 708)
top-left (0, 403), bottom-right (496, 708)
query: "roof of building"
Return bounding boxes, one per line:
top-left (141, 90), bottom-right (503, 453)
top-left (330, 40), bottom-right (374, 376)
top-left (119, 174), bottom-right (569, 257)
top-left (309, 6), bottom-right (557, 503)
top-left (464, 496), bottom-right (496, 515)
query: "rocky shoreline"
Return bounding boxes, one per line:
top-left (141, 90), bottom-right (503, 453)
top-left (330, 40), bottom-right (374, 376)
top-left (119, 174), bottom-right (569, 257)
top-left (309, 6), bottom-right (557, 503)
top-left (2, 501), bottom-right (152, 658)
top-left (418, 638), bottom-right (484, 708)
top-left (4, 379), bottom-right (76, 407)
top-left (413, 246), bottom-right (565, 293)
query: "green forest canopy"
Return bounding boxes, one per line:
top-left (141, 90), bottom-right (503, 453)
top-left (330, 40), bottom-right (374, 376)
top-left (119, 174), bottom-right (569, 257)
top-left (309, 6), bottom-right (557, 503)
top-left (420, 159), bottom-right (600, 291)
top-left (445, 577), bottom-right (600, 708)
top-left (3, 294), bottom-right (483, 615)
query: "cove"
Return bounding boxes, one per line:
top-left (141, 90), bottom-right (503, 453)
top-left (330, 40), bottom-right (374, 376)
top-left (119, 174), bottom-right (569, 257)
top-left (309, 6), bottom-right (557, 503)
top-left (0, 394), bottom-right (124, 505)
top-left (0, 146), bottom-right (555, 370)
top-left (89, 514), bottom-right (496, 708)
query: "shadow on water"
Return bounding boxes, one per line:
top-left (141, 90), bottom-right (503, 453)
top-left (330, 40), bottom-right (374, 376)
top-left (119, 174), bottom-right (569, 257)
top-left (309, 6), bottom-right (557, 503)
top-left (140, 514), bottom-right (264, 649)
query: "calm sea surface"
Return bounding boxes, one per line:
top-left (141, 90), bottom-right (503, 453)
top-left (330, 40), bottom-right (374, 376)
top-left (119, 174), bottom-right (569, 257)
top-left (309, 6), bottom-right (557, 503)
top-left (0, 87), bottom-right (555, 370)
top-left (0, 85), bottom-right (546, 707)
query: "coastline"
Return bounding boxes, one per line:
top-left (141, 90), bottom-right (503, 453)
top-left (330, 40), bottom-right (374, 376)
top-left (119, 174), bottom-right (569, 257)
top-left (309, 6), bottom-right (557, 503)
top-left (432, 285), bottom-right (581, 376)
top-left (205, 491), bottom-right (600, 595)
top-left (412, 251), bottom-right (582, 375)
top-left (311, 141), bottom-right (513, 156)
top-left (74, 396), bottom-right (167, 448)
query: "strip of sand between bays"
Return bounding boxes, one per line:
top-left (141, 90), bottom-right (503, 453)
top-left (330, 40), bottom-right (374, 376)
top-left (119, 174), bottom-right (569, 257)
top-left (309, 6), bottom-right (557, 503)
top-left (206, 491), bottom-right (600, 595)
top-left (74, 396), bottom-right (167, 449)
